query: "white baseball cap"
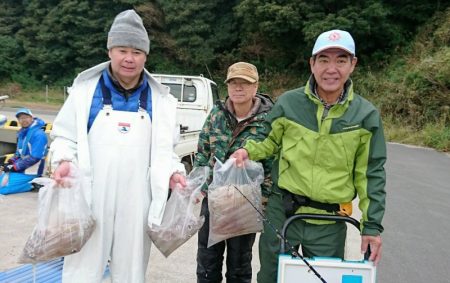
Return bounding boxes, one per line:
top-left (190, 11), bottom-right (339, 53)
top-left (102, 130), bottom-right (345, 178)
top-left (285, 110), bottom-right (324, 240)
top-left (312, 29), bottom-right (355, 56)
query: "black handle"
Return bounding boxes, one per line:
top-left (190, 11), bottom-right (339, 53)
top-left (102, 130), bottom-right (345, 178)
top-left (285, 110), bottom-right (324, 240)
top-left (180, 124), bottom-right (189, 133)
top-left (280, 213), bottom-right (371, 260)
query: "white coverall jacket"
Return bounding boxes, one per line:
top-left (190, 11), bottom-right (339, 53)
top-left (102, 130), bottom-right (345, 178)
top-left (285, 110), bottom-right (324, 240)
top-left (49, 61), bottom-right (185, 226)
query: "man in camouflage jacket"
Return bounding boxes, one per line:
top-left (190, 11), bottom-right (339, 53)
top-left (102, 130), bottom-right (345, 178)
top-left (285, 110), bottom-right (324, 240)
top-left (194, 62), bottom-right (273, 283)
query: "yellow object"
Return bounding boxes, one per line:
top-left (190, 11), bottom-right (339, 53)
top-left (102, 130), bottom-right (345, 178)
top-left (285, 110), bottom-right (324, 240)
top-left (2, 120), bottom-right (52, 133)
top-left (3, 153), bottom-right (14, 163)
top-left (338, 202), bottom-right (352, 216)
top-left (44, 123), bottom-right (53, 133)
top-left (4, 120), bottom-right (20, 129)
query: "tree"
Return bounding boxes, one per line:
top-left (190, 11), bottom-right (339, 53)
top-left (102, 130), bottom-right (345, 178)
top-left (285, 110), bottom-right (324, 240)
top-left (235, 0), bottom-right (448, 70)
top-left (0, 36), bottom-right (24, 80)
top-left (0, 0), bottom-right (24, 36)
top-left (0, 1), bottom-right (25, 81)
top-left (157, 0), bottom-right (239, 72)
top-left (2, 0), bottom-right (448, 86)
top-left (15, 0), bottom-right (143, 85)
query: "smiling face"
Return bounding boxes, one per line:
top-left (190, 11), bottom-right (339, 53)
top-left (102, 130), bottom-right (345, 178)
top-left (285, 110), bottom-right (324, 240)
top-left (310, 48), bottom-right (357, 100)
top-left (17, 114), bottom-right (33, 128)
top-left (108, 47), bottom-right (147, 89)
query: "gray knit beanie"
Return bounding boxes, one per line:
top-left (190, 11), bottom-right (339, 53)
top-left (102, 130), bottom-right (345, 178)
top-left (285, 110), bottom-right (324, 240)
top-left (107, 9), bottom-right (150, 54)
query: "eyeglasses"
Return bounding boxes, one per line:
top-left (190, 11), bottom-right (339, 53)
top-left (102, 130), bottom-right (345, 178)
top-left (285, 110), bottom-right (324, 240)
top-left (227, 81), bottom-right (255, 88)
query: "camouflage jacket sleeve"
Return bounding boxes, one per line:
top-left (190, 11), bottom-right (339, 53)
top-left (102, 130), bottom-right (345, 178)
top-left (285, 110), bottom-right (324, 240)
top-left (194, 109), bottom-right (215, 192)
top-left (194, 113), bottom-right (212, 168)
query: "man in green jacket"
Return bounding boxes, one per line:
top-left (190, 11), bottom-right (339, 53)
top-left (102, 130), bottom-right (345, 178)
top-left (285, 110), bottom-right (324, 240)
top-left (232, 29), bottom-right (386, 283)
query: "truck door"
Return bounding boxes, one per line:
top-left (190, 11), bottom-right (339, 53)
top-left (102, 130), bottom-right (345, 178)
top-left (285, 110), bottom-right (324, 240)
top-left (156, 76), bottom-right (210, 134)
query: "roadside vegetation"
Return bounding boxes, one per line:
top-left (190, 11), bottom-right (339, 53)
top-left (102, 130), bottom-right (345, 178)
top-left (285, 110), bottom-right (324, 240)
top-left (354, 9), bottom-right (450, 151)
top-left (0, 2), bottom-right (448, 151)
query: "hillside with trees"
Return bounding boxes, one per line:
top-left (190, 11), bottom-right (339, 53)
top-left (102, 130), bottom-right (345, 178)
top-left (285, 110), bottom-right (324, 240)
top-left (0, 0), bottom-right (448, 150)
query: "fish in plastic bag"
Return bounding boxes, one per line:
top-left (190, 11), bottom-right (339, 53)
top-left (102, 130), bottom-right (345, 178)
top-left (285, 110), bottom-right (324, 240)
top-left (147, 167), bottom-right (209, 257)
top-left (207, 158), bottom-right (264, 247)
top-left (18, 165), bottom-right (96, 263)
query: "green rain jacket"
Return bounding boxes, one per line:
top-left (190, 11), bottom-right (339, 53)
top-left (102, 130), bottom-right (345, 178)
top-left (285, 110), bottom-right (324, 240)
top-left (244, 78), bottom-right (386, 235)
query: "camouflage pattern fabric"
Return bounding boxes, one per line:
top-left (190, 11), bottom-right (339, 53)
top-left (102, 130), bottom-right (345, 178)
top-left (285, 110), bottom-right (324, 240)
top-left (194, 93), bottom-right (274, 196)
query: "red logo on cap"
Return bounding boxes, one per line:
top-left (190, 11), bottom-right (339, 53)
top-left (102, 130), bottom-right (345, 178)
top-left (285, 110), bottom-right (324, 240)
top-left (328, 32), bottom-right (341, 41)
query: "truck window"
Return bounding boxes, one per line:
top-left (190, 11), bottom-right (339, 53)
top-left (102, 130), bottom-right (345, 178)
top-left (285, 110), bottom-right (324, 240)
top-left (163, 83), bottom-right (197, 102)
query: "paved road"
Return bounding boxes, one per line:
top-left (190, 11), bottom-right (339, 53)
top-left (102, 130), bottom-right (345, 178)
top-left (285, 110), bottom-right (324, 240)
top-left (1, 106), bottom-right (58, 123)
top-left (376, 143), bottom-right (450, 283)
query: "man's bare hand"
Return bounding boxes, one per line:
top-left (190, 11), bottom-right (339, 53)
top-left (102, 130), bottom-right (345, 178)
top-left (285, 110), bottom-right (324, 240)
top-left (361, 234), bottom-right (382, 265)
top-left (53, 161), bottom-right (72, 187)
top-left (169, 173), bottom-right (186, 190)
top-left (230, 148), bottom-right (249, 167)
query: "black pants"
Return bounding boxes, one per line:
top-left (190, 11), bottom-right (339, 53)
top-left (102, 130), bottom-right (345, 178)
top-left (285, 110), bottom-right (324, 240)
top-left (197, 198), bottom-right (256, 283)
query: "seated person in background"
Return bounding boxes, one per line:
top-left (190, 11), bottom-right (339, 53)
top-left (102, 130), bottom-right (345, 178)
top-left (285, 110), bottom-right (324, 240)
top-left (0, 108), bottom-right (48, 194)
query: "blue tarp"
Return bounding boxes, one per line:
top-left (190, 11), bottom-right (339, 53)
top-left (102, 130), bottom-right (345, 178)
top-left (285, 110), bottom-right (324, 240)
top-left (0, 258), bottom-right (63, 283)
top-left (0, 258), bottom-right (110, 283)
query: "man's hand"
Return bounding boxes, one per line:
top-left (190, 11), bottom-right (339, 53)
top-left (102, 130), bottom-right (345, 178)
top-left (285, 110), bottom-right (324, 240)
top-left (169, 172), bottom-right (186, 190)
top-left (361, 234), bottom-right (382, 265)
top-left (1, 164), bottom-right (15, 173)
top-left (53, 161), bottom-right (72, 187)
top-left (230, 148), bottom-right (249, 167)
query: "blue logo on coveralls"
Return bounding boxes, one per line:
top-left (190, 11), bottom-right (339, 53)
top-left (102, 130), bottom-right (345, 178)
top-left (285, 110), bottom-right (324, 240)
top-left (118, 122), bottom-right (131, 133)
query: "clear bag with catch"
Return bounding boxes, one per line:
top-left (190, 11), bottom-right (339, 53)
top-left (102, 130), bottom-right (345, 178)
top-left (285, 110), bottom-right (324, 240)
top-left (18, 165), bottom-right (96, 263)
top-left (207, 158), bottom-right (264, 247)
top-left (147, 166), bottom-right (209, 257)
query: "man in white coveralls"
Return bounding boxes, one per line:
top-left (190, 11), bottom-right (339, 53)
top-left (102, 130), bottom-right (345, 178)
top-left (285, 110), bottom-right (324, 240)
top-left (49, 9), bottom-right (186, 283)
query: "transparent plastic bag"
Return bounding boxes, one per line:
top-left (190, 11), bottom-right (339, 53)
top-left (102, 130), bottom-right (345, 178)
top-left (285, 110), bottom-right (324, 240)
top-left (147, 167), bottom-right (209, 257)
top-left (207, 158), bottom-right (264, 247)
top-left (0, 171), bottom-right (9, 187)
top-left (18, 165), bottom-right (96, 263)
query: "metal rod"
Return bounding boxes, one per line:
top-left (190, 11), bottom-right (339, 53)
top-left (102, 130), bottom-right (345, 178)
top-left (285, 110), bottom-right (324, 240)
top-left (232, 185), bottom-right (327, 283)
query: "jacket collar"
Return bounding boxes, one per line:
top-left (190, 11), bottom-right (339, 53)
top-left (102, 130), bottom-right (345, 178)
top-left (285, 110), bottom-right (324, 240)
top-left (106, 64), bottom-right (144, 93)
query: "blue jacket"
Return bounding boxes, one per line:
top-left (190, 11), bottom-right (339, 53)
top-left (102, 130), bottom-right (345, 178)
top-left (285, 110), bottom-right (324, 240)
top-left (87, 69), bottom-right (153, 131)
top-left (10, 117), bottom-right (48, 175)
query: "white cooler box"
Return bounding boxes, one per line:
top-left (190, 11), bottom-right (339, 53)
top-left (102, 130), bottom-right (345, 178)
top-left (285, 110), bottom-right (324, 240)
top-left (277, 255), bottom-right (376, 283)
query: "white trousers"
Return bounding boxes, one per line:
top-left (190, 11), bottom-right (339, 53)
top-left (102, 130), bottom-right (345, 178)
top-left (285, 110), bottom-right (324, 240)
top-left (63, 107), bottom-right (152, 283)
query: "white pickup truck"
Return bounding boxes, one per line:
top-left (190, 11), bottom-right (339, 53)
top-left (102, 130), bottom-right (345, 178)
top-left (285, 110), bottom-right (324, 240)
top-left (0, 74), bottom-right (219, 172)
top-left (153, 74), bottom-right (219, 171)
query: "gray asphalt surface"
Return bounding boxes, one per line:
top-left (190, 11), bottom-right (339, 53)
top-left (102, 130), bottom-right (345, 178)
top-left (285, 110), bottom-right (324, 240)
top-left (1, 107), bottom-right (57, 122)
top-left (376, 143), bottom-right (450, 283)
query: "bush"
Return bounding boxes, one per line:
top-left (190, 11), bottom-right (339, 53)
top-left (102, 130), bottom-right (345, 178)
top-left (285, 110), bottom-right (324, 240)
top-left (423, 123), bottom-right (450, 152)
top-left (355, 8), bottom-right (450, 130)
